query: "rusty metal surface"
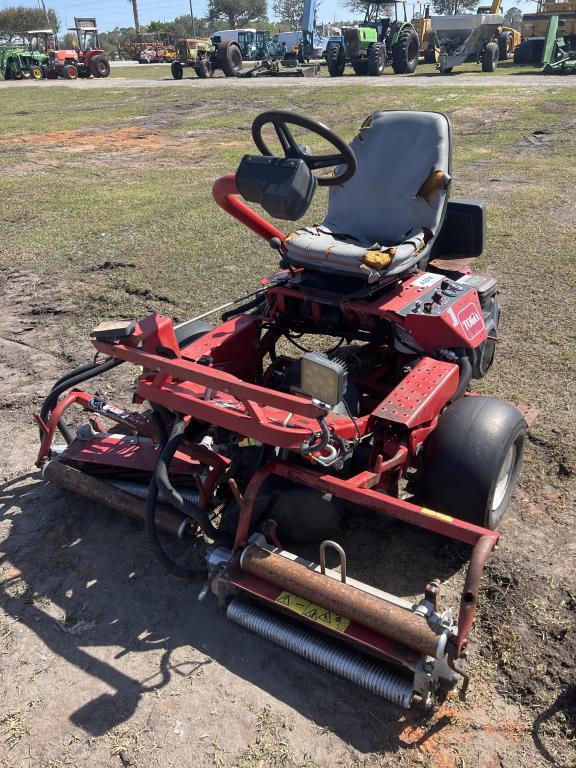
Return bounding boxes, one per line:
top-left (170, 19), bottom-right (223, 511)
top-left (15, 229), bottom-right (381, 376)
top-left (455, 535), bottom-right (496, 656)
top-left (43, 460), bottom-right (184, 536)
top-left (241, 545), bottom-right (445, 658)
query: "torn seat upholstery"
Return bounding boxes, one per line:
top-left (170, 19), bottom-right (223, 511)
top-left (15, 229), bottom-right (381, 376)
top-left (284, 111), bottom-right (452, 283)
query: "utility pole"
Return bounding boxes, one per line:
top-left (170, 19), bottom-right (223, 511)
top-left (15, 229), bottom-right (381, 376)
top-left (130, 0), bottom-right (140, 35)
top-left (38, 0), bottom-right (50, 27)
top-left (188, 0), bottom-right (197, 36)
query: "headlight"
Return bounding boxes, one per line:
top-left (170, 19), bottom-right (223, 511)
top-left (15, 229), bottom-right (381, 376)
top-left (301, 352), bottom-right (347, 407)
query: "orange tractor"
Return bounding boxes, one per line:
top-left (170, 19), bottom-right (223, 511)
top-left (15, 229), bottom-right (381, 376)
top-left (45, 17), bottom-right (110, 80)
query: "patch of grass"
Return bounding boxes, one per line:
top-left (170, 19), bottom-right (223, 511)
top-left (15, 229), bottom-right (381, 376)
top-left (108, 722), bottom-right (151, 767)
top-left (0, 709), bottom-right (29, 748)
top-left (233, 706), bottom-right (314, 768)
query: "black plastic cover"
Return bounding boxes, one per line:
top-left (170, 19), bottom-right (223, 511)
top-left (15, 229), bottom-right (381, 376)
top-left (436, 198), bottom-right (486, 258)
top-left (236, 154), bottom-right (317, 221)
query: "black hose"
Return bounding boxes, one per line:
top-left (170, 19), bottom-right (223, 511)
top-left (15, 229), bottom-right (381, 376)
top-left (145, 415), bottom-right (232, 580)
top-left (221, 295), bottom-right (266, 322)
top-left (39, 357), bottom-right (123, 444)
top-left (452, 356), bottom-right (473, 402)
top-left (300, 417), bottom-right (331, 456)
top-left (50, 358), bottom-right (112, 392)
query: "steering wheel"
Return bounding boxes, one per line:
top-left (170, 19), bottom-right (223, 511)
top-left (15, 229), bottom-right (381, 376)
top-left (251, 110), bottom-right (357, 187)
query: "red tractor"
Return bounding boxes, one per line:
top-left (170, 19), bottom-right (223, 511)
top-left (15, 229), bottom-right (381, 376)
top-left (45, 17), bottom-right (110, 80)
top-left (37, 110), bottom-right (526, 710)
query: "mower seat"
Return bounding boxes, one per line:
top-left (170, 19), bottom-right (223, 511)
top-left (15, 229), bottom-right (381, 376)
top-left (284, 111), bottom-right (452, 283)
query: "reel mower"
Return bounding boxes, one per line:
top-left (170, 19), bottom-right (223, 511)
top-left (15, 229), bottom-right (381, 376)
top-left (37, 110), bottom-right (526, 709)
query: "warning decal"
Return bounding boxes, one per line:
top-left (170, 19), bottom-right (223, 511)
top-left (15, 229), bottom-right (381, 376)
top-left (420, 507), bottom-right (454, 523)
top-left (275, 591), bottom-right (351, 633)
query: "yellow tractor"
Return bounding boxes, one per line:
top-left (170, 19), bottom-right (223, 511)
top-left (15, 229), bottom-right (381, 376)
top-left (411, 4), bottom-right (439, 63)
top-left (477, 0), bottom-right (521, 60)
top-left (514, 0), bottom-right (576, 62)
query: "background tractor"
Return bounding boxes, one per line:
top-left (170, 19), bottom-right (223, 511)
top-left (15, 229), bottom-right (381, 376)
top-left (212, 29), bottom-right (271, 60)
top-left (326, 1), bottom-right (420, 76)
top-left (412, 5), bottom-right (439, 63)
top-left (0, 44), bottom-right (45, 80)
top-left (514, 0), bottom-right (576, 63)
top-left (43, 17), bottom-right (110, 80)
top-left (171, 37), bottom-right (243, 79)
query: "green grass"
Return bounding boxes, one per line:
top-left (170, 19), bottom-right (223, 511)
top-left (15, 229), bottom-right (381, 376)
top-left (1, 82), bottom-right (575, 463)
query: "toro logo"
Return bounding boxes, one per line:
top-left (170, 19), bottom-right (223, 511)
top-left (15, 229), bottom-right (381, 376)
top-left (457, 302), bottom-right (484, 340)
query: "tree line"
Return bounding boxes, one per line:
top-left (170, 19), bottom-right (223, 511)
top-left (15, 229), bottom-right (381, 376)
top-left (0, 0), bottom-right (524, 48)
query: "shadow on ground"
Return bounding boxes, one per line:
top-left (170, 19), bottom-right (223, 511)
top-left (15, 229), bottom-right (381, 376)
top-left (1, 470), bottom-right (469, 754)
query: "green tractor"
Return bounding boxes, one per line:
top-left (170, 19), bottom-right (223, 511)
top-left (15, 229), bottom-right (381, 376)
top-left (0, 44), bottom-right (46, 80)
top-left (326, 1), bottom-right (420, 76)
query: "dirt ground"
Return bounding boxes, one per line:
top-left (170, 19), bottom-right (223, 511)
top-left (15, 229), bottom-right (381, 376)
top-left (0, 84), bottom-right (575, 768)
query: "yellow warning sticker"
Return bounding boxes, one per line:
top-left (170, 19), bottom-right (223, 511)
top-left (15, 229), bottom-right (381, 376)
top-left (275, 591), bottom-right (350, 633)
top-left (420, 507), bottom-right (454, 523)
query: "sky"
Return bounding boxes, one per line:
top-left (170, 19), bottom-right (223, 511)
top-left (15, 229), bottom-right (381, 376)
top-left (1, 0), bottom-right (537, 33)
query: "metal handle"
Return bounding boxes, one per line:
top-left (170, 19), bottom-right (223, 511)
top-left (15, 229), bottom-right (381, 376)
top-left (319, 540), bottom-right (347, 583)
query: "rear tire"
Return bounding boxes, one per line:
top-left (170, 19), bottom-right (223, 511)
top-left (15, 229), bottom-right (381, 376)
top-left (327, 42), bottom-right (345, 76)
top-left (392, 27), bottom-right (419, 74)
top-left (90, 55), bottom-right (110, 78)
top-left (497, 31), bottom-right (511, 60)
top-left (419, 396), bottom-right (526, 530)
top-left (195, 57), bottom-right (212, 78)
top-left (46, 68), bottom-right (58, 79)
top-left (220, 43), bottom-right (243, 77)
top-left (367, 42), bottom-right (385, 76)
top-left (63, 64), bottom-right (78, 80)
top-left (29, 65), bottom-right (43, 80)
top-left (171, 61), bottom-right (183, 80)
top-left (482, 41), bottom-right (499, 72)
top-left (351, 58), bottom-right (369, 75)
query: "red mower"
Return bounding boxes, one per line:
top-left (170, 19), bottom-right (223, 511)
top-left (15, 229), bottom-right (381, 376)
top-left (37, 110), bottom-right (526, 709)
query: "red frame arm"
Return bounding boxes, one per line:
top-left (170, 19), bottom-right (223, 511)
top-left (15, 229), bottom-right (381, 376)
top-left (212, 174), bottom-right (286, 245)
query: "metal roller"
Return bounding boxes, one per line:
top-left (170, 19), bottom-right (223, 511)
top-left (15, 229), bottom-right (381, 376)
top-left (226, 598), bottom-right (414, 709)
top-left (240, 545), bottom-right (448, 658)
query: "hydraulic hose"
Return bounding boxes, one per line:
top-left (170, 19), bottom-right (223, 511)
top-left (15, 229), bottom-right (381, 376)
top-left (221, 295), bottom-right (267, 322)
top-left (300, 416), bottom-right (331, 456)
top-left (39, 357), bottom-right (123, 444)
top-left (452, 356), bottom-right (473, 402)
top-left (145, 415), bottom-right (232, 580)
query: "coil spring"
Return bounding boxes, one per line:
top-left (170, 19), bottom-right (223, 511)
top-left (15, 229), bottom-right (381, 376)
top-left (227, 599), bottom-right (413, 709)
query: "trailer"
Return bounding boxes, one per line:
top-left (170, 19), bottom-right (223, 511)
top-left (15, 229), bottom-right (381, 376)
top-left (432, 12), bottom-right (504, 73)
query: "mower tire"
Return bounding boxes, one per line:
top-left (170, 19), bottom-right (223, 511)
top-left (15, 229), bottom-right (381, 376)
top-left (419, 396), bottom-right (526, 530)
top-left (29, 65), bottom-right (43, 80)
top-left (497, 31), bottom-right (512, 61)
top-left (392, 27), bottom-right (419, 74)
top-left (482, 42), bottom-right (499, 72)
top-left (367, 42), bottom-right (385, 76)
top-left (171, 61), bottom-right (184, 79)
top-left (90, 55), bottom-right (110, 78)
top-left (63, 64), bottom-right (78, 80)
top-left (327, 42), bottom-right (345, 77)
